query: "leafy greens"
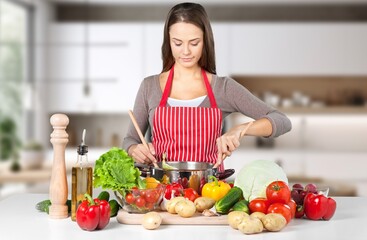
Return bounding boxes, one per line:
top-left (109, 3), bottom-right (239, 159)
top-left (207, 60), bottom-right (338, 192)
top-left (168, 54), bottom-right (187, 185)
top-left (93, 147), bottom-right (145, 195)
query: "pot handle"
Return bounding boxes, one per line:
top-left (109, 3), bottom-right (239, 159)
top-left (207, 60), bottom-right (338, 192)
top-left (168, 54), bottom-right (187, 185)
top-left (135, 163), bottom-right (152, 178)
top-left (214, 168), bottom-right (235, 180)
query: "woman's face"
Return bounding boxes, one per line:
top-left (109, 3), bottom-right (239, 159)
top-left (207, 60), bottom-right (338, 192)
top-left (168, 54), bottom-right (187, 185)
top-left (169, 22), bottom-right (204, 68)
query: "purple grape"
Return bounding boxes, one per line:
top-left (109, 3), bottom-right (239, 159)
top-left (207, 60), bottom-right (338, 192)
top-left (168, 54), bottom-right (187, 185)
top-left (291, 189), bottom-right (303, 205)
top-left (300, 190), bottom-right (307, 204)
top-left (292, 183), bottom-right (304, 190)
top-left (305, 183), bottom-right (317, 193)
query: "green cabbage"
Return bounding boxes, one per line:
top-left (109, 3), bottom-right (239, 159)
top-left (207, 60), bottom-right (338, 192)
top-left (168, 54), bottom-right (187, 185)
top-left (234, 160), bottom-right (288, 202)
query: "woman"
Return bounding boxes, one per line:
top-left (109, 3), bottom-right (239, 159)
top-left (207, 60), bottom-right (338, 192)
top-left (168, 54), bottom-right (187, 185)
top-left (123, 2), bottom-right (291, 170)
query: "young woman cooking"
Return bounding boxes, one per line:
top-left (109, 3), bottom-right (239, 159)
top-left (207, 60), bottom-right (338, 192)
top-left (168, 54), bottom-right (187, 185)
top-left (122, 2), bottom-right (292, 171)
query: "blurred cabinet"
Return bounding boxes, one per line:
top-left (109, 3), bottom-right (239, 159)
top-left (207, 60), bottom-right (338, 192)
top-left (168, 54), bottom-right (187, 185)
top-left (228, 113), bottom-right (367, 179)
top-left (301, 115), bottom-right (367, 152)
top-left (212, 23), bottom-right (231, 76)
top-left (47, 23), bottom-right (144, 113)
top-left (228, 23), bottom-right (367, 75)
top-left (143, 23), bottom-right (164, 77)
top-left (47, 24), bottom-right (85, 112)
top-left (88, 24), bottom-right (144, 113)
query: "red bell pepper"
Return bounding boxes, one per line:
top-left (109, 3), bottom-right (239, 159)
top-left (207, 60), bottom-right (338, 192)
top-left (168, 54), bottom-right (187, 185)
top-left (164, 182), bottom-right (183, 200)
top-left (183, 188), bottom-right (200, 202)
top-left (76, 193), bottom-right (111, 231)
top-left (304, 193), bottom-right (337, 220)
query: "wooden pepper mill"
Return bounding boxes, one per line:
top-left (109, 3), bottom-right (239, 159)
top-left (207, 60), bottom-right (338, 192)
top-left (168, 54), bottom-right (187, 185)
top-left (49, 113), bottom-right (69, 219)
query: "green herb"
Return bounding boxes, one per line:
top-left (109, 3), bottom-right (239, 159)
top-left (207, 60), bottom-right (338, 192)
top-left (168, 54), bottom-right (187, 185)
top-left (93, 147), bottom-right (145, 196)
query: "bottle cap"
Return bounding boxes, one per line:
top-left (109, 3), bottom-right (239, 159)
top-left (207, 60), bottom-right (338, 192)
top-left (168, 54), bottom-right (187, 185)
top-left (77, 145), bottom-right (88, 155)
top-left (77, 129), bottom-right (88, 155)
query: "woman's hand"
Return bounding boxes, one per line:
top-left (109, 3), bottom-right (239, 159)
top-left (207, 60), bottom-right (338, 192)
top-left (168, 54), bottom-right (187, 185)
top-left (216, 125), bottom-right (242, 159)
top-left (215, 122), bottom-right (254, 168)
top-left (128, 143), bottom-right (157, 165)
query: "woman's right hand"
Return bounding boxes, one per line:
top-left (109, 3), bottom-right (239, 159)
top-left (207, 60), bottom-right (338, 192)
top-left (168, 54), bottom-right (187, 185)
top-left (128, 143), bottom-right (157, 165)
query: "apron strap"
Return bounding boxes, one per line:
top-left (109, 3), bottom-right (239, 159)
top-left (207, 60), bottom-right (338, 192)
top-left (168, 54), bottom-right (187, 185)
top-left (159, 66), bottom-right (175, 107)
top-left (159, 65), bottom-right (218, 108)
top-left (202, 69), bottom-right (218, 108)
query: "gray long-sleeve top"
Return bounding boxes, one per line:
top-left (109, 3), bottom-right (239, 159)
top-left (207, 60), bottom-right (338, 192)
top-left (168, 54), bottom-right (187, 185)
top-left (122, 74), bottom-right (292, 151)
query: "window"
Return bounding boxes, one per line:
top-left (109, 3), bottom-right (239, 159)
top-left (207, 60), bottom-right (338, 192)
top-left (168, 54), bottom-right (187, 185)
top-left (0, 0), bottom-right (30, 160)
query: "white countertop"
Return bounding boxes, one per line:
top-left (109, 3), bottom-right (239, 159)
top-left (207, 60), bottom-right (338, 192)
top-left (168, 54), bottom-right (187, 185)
top-left (1, 194), bottom-right (367, 240)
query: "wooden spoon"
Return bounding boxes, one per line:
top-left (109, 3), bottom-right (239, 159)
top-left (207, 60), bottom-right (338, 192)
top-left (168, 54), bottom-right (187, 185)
top-left (128, 110), bottom-right (159, 168)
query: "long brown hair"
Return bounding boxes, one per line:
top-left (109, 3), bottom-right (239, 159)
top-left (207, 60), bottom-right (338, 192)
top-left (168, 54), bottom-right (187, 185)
top-left (161, 2), bottom-right (216, 74)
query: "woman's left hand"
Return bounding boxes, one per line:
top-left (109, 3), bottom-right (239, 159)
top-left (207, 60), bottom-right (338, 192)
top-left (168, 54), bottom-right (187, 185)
top-left (215, 122), bottom-right (254, 168)
top-left (216, 125), bottom-right (242, 161)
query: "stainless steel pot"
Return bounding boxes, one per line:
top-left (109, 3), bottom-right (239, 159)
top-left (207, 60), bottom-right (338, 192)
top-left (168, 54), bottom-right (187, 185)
top-left (136, 161), bottom-right (234, 194)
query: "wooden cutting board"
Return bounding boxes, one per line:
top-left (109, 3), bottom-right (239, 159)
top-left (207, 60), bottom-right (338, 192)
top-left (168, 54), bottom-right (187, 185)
top-left (117, 210), bottom-right (228, 225)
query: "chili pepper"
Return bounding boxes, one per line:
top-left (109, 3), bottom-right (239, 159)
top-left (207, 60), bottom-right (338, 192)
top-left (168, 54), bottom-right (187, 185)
top-left (303, 193), bottom-right (337, 220)
top-left (295, 204), bottom-right (305, 218)
top-left (164, 182), bottom-right (183, 200)
top-left (76, 193), bottom-right (111, 231)
top-left (178, 177), bottom-right (189, 189)
top-left (183, 188), bottom-right (200, 202)
top-left (201, 176), bottom-right (231, 201)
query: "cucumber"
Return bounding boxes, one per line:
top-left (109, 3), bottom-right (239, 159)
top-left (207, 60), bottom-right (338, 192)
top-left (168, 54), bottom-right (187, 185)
top-left (109, 199), bottom-right (121, 217)
top-left (36, 199), bottom-right (71, 214)
top-left (66, 199), bottom-right (71, 213)
top-left (36, 199), bottom-right (51, 213)
top-left (215, 187), bottom-right (243, 214)
top-left (232, 199), bottom-right (250, 214)
top-left (98, 191), bottom-right (110, 201)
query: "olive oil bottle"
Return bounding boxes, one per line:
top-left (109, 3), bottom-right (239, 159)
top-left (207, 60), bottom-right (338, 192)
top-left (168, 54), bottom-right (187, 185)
top-left (71, 129), bottom-right (93, 221)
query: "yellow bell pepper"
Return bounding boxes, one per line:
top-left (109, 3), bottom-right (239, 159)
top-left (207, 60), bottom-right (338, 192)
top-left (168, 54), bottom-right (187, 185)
top-left (201, 176), bottom-right (231, 201)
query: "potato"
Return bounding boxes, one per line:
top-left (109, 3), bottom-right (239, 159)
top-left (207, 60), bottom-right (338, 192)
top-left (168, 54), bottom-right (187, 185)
top-left (194, 197), bottom-right (216, 212)
top-left (166, 197), bottom-right (185, 214)
top-left (238, 216), bottom-right (264, 235)
top-left (250, 211), bottom-right (266, 221)
top-left (142, 212), bottom-right (162, 230)
top-left (227, 211), bottom-right (249, 229)
top-left (175, 199), bottom-right (196, 218)
top-left (262, 213), bottom-right (287, 232)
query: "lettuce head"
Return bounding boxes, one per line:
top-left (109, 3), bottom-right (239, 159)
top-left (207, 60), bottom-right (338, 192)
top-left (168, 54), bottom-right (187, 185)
top-left (93, 147), bottom-right (145, 194)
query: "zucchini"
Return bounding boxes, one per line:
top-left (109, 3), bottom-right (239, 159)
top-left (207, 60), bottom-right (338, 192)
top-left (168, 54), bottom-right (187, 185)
top-left (109, 199), bottom-right (121, 217)
top-left (215, 187), bottom-right (243, 214)
top-left (98, 191), bottom-right (110, 201)
top-left (232, 199), bottom-right (250, 214)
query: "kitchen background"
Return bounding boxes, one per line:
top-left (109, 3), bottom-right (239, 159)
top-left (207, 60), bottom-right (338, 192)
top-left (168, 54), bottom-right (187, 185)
top-left (1, 0), bottom-right (367, 200)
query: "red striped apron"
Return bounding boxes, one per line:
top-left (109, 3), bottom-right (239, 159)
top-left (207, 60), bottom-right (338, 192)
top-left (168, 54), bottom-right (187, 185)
top-left (152, 66), bottom-right (223, 170)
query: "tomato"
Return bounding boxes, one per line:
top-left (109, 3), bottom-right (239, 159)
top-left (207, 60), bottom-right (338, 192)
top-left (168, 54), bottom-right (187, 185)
top-left (287, 200), bottom-right (297, 219)
top-left (139, 189), bottom-right (147, 198)
top-left (145, 190), bottom-right (159, 203)
top-left (267, 203), bottom-right (292, 223)
top-left (249, 198), bottom-right (270, 214)
top-left (135, 197), bottom-right (146, 208)
top-left (183, 188), bottom-right (200, 202)
top-left (266, 181), bottom-right (291, 204)
top-left (125, 193), bottom-right (135, 204)
top-left (145, 202), bottom-right (155, 210)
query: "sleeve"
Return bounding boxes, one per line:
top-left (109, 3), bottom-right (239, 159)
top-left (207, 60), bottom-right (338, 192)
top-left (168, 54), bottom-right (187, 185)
top-left (122, 78), bottom-right (151, 151)
top-left (221, 77), bottom-right (292, 138)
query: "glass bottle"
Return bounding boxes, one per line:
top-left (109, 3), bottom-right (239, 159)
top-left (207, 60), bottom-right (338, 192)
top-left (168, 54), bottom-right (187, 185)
top-left (71, 129), bottom-right (93, 221)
